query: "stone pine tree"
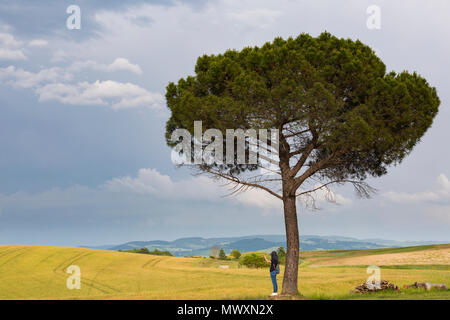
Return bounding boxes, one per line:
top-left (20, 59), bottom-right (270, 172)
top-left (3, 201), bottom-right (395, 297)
top-left (165, 32), bottom-right (440, 295)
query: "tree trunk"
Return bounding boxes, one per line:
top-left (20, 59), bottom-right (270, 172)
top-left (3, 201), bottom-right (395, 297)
top-left (281, 194), bottom-right (299, 295)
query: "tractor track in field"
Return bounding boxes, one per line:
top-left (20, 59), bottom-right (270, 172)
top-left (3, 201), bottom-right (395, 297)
top-left (35, 248), bottom-right (69, 268)
top-left (51, 252), bottom-right (112, 294)
top-left (86, 261), bottom-right (122, 295)
top-left (52, 252), bottom-right (122, 295)
top-left (0, 247), bottom-right (12, 255)
top-left (0, 285), bottom-right (24, 299)
top-left (52, 251), bottom-right (89, 274)
top-left (0, 247), bottom-right (23, 259)
top-left (0, 247), bottom-right (29, 269)
top-left (142, 257), bottom-right (163, 269)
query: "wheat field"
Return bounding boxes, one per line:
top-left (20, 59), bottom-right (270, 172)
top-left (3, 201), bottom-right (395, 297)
top-left (0, 244), bottom-right (448, 300)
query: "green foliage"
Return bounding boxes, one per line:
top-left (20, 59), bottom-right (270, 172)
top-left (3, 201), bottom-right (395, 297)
top-left (218, 248), bottom-right (227, 260)
top-left (230, 249), bottom-right (241, 259)
top-left (165, 32), bottom-right (440, 180)
top-left (120, 248), bottom-right (173, 256)
top-left (277, 246), bottom-right (286, 264)
top-left (239, 254), bottom-right (267, 268)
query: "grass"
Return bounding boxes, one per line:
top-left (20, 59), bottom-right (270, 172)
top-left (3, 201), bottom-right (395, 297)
top-left (0, 244), bottom-right (448, 300)
top-left (300, 244), bottom-right (447, 259)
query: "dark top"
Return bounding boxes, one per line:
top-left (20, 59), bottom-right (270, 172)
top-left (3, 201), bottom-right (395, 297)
top-left (270, 258), bottom-right (278, 272)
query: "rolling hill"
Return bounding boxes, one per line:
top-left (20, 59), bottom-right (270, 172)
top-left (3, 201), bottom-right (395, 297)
top-left (92, 234), bottom-right (447, 256)
top-left (0, 244), bottom-right (448, 300)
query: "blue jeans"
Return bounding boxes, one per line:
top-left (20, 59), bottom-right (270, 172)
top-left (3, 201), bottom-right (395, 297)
top-left (270, 271), bottom-right (278, 293)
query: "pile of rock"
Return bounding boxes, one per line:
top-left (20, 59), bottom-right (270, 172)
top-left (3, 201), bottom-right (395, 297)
top-left (404, 282), bottom-right (447, 291)
top-left (351, 280), bottom-right (399, 294)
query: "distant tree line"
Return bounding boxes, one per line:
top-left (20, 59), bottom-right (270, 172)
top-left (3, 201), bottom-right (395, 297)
top-left (119, 248), bottom-right (173, 256)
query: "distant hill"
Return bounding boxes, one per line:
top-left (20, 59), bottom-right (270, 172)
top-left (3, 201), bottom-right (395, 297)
top-left (81, 235), bottom-right (448, 257)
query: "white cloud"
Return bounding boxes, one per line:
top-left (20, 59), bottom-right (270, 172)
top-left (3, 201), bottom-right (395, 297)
top-left (104, 168), bottom-right (283, 211)
top-left (0, 168), bottom-right (281, 213)
top-left (228, 8), bottom-right (282, 28)
top-left (384, 174), bottom-right (450, 204)
top-left (0, 65), bottom-right (72, 88)
top-left (104, 168), bottom-right (350, 213)
top-left (0, 28), bottom-right (153, 110)
top-left (425, 206), bottom-right (450, 224)
top-left (36, 80), bottom-right (164, 109)
top-left (0, 167), bottom-right (352, 216)
top-left (108, 58), bottom-right (142, 74)
top-left (51, 49), bottom-right (69, 62)
top-left (0, 48), bottom-right (26, 60)
top-left (0, 32), bottom-right (22, 48)
top-left (104, 168), bottom-right (223, 200)
top-left (0, 32), bottom-right (26, 60)
top-left (69, 58), bottom-right (143, 75)
top-left (0, 186), bottom-right (98, 210)
top-left (28, 39), bottom-right (48, 47)
top-left (235, 189), bottom-right (281, 211)
top-left (0, 64), bottom-right (160, 109)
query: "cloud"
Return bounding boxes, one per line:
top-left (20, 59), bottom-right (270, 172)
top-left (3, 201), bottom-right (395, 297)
top-left (104, 168), bottom-right (282, 212)
top-left (0, 26), bottom-right (153, 110)
top-left (425, 205), bottom-right (450, 224)
top-left (384, 174), bottom-right (450, 204)
top-left (0, 186), bottom-right (99, 211)
top-left (0, 168), bottom-right (281, 213)
top-left (0, 167), bottom-right (354, 221)
top-left (51, 49), bottom-right (69, 62)
top-left (0, 32), bottom-right (26, 60)
top-left (103, 168), bottom-right (223, 200)
top-left (0, 48), bottom-right (26, 60)
top-left (36, 80), bottom-right (164, 109)
top-left (28, 39), bottom-right (48, 47)
top-left (234, 189), bottom-right (281, 211)
top-left (69, 58), bottom-right (143, 75)
top-left (108, 58), bottom-right (142, 74)
top-left (0, 65), bottom-right (72, 88)
top-left (104, 168), bottom-right (281, 209)
top-left (228, 8), bottom-right (282, 28)
top-left (0, 32), bottom-right (22, 47)
top-left (104, 168), bottom-right (350, 213)
top-left (0, 63), bottom-right (159, 110)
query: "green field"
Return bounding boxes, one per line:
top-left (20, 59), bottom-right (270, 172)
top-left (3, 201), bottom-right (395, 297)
top-left (0, 244), bottom-right (448, 300)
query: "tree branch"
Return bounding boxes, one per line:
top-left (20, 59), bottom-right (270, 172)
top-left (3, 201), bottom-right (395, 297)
top-left (289, 128), bottom-right (318, 177)
top-left (296, 179), bottom-right (375, 197)
top-left (292, 148), bottom-right (346, 192)
top-left (204, 168), bottom-right (283, 200)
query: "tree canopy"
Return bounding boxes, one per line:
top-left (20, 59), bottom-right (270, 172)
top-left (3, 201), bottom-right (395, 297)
top-left (165, 32), bottom-right (440, 295)
top-left (166, 32), bottom-right (439, 196)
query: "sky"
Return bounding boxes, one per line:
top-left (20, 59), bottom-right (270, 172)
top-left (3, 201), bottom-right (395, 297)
top-left (0, 0), bottom-right (449, 246)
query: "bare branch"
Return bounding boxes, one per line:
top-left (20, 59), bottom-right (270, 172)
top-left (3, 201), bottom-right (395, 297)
top-left (289, 127), bottom-right (318, 176)
top-left (292, 149), bottom-right (346, 191)
top-left (296, 179), bottom-right (376, 198)
top-left (204, 168), bottom-right (283, 200)
top-left (283, 128), bottom-right (310, 139)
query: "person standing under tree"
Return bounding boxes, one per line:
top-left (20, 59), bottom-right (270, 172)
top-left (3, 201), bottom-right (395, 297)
top-left (264, 251), bottom-right (279, 296)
